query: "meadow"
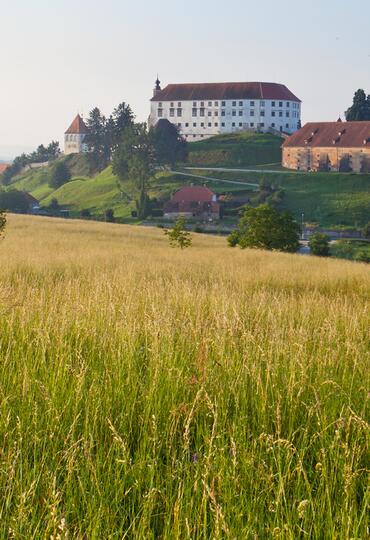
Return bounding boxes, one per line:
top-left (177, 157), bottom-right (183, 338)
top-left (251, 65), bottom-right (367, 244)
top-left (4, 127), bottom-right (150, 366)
top-left (0, 215), bottom-right (369, 539)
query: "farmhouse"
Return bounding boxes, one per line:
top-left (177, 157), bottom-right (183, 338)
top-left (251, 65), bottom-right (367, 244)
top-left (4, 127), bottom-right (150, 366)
top-left (164, 185), bottom-right (220, 220)
top-left (149, 78), bottom-right (301, 141)
top-left (0, 164), bottom-right (9, 175)
top-left (282, 121), bottom-right (370, 173)
top-left (64, 114), bottom-right (89, 155)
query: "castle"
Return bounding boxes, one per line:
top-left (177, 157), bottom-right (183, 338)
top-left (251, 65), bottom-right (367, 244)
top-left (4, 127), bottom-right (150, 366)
top-left (64, 114), bottom-right (89, 155)
top-left (148, 78), bottom-right (301, 141)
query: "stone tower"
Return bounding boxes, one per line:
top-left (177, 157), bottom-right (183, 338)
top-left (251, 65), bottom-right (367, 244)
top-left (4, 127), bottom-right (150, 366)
top-left (64, 114), bottom-right (89, 155)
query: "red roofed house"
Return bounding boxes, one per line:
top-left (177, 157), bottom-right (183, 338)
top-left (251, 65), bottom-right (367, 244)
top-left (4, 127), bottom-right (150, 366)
top-left (64, 114), bottom-right (89, 155)
top-left (149, 78), bottom-right (301, 141)
top-left (0, 164), bottom-right (9, 175)
top-left (164, 185), bottom-right (220, 220)
top-left (282, 121), bottom-right (370, 173)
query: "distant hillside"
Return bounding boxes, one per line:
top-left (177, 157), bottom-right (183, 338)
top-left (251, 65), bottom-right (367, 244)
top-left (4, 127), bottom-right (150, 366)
top-left (187, 132), bottom-right (283, 167)
top-left (5, 133), bottom-right (370, 228)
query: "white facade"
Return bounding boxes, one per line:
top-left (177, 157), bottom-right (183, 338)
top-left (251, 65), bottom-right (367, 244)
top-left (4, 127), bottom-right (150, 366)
top-left (64, 133), bottom-right (88, 155)
top-left (149, 82), bottom-right (302, 141)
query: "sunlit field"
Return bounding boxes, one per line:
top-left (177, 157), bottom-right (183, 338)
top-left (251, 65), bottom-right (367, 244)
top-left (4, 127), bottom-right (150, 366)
top-left (0, 215), bottom-right (369, 539)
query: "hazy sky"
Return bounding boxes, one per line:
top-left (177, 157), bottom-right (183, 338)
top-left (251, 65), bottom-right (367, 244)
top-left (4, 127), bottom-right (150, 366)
top-left (1, 0), bottom-right (369, 158)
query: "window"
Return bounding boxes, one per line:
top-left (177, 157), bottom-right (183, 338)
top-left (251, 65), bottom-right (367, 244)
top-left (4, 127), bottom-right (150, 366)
top-left (185, 123), bottom-right (189, 127)
top-left (158, 102), bottom-right (162, 107)
top-left (221, 101), bottom-right (226, 106)
top-left (250, 122), bottom-right (254, 127)
top-left (239, 122), bottom-right (242, 127)
top-left (200, 122), bottom-right (204, 127)
top-left (221, 122), bottom-right (225, 127)
top-left (232, 110), bottom-right (236, 116)
top-left (260, 111), bottom-right (265, 117)
top-left (192, 108), bottom-right (197, 117)
top-left (178, 102), bottom-right (181, 107)
top-left (208, 111), bottom-right (212, 116)
top-left (170, 102), bottom-right (174, 107)
top-left (279, 101), bottom-right (283, 107)
top-left (272, 122), bottom-right (275, 127)
top-left (200, 108), bottom-right (205, 117)
top-left (201, 101), bottom-right (204, 107)
top-left (170, 108), bottom-right (175, 117)
top-left (193, 101), bottom-right (196, 107)
top-left (214, 111), bottom-right (219, 116)
top-left (215, 101), bottom-right (219, 106)
top-left (221, 110), bottom-right (226, 116)
top-left (250, 110), bottom-right (254, 116)
top-left (279, 111), bottom-right (283, 117)
top-left (286, 123), bottom-right (289, 129)
top-left (208, 122), bottom-right (212, 127)
top-left (208, 101), bottom-right (212, 106)
top-left (272, 111), bottom-right (276, 117)
top-left (157, 108), bottom-right (163, 117)
top-left (239, 110), bottom-right (243, 116)
top-left (232, 101), bottom-right (236, 106)
top-left (178, 123), bottom-right (182, 127)
top-left (261, 101), bottom-right (265, 107)
top-left (177, 108), bottom-right (182, 117)
top-left (260, 122), bottom-right (265, 127)
top-left (239, 101), bottom-right (243, 106)
top-left (232, 122), bottom-right (236, 127)
top-left (215, 122), bottom-right (218, 127)
top-left (272, 101), bottom-right (276, 107)
top-left (286, 112), bottom-right (290, 117)
top-left (193, 135), bottom-right (196, 138)
top-left (286, 102), bottom-right (290, 107)
top-left (250, 101), bottom-right (255, 106)
top-left (193, 122), bottom-right (197, 127)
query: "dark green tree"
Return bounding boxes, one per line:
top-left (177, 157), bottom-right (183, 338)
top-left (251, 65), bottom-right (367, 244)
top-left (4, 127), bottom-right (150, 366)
top-left (112, 102), bottom-right (135, 149)
top-left (104, 208), bottom-right (115, 222)
top-left (308, 233), bottom-right (330, 257)
top-left (49, 198), bottom-right (59, 211)
top-left (362, 222), bottom-right (370, 239)
top-left (49, 161), bottom-right (71, 188)
top-left (345, 89), bottom-right (370, 121)
top-left (112, 124), bottom-right (156, 219)
top-left (164, 217), bottom-right (192, 249)
top-left (0, 190), bottom-right (31, 213)
top-left (152, 119), bottom-right (188, 166)
top-left (85, 107), bottom-right (109, 171)
top-left (228, 204), bottom-right (300, 252)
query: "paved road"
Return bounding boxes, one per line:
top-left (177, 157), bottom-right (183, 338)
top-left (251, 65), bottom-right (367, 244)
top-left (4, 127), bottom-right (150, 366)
top-left (169, 170), bottom-right (259, 188)
top-left (183, 166), bottom-right (303, 175)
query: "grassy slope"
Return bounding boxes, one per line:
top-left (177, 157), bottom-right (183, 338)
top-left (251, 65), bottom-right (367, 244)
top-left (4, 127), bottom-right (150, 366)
top-left (187, 131), bottom-right (282, 167)
top-left (0, 214), bottom-right (368, 537)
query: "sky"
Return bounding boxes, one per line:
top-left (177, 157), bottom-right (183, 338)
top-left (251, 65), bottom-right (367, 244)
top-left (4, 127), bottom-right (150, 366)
top-left (0, 0), bottom-right (370, 159)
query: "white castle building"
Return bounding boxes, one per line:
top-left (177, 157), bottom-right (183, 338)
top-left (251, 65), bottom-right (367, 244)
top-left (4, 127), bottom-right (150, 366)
top-left (64, 114), bottom-right (89, 155)
top-left (149, 79), bottom-right (301, 140)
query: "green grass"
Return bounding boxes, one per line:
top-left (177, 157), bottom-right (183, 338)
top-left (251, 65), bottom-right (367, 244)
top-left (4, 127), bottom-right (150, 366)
top-left (187, 132), bottom-right (283, 167)
top-left (0, 214), bottom-right (369, 538)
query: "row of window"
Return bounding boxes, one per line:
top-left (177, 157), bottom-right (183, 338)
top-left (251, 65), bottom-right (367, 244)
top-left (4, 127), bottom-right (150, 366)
top-left (177, 121), bottom-right (293, 129)
top-left (160, 100), bottom-right (299, 108)
top-left (158, 108), bottom-right (295, 118)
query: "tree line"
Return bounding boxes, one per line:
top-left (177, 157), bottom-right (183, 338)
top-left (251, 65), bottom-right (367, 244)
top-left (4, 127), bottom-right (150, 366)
top-left (1, 142), bottom-right (60, 185)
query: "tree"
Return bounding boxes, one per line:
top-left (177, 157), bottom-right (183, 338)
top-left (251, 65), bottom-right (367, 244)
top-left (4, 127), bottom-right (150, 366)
top-left (49, 198), bottom-right (59, 211)
top-left (49, 161), bottom-right (71, 188)
top-left (0, 190), bottom-right (32, 213)
top-left (85, 107), bottom-right (109, 171)
top-left (104, 208), bottom-right (115, 222)
top-left (345, 89), bottom-right (370, 121)
top-left (164, 217), bottom-right (192, 249)
top-left (308, 233), bottom-right (330, 257)
top-left (152, 119), bottom-right (188, 166)
top-left (112, 124), bottom-right (156, 219)
top-left (362, 222), bottom-right (370, 239)
top-left (112, 102), bottom-right (135, 149)
top-left (355, 250), bottom-right (370, 263)
top-left (81, 209), bottom-right (91, 218)
top-left (228, 204), bottom-right (300, 252)
top-left (0, 210), bottom-right (6, 239)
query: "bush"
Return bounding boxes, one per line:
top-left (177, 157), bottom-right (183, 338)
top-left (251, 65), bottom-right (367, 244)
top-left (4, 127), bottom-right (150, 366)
top-left (362, 222), bottom-right (370, 239)
top-left (0, 190), bottom-right (33, 213)
top-left (49, 161), bottom-right (71, 188)
top-left (81, 209), bottom-right (91, 218)
top-left (104, 208), bottom-right (115, 222)
top-left (49, 198), bottom-right (59, 211)
top-left (164, 217), bottom-right (192, 249)
top-left (355, 251), bottom-right (370, 263)
top-left (308, 233), bottom-right (330, 257)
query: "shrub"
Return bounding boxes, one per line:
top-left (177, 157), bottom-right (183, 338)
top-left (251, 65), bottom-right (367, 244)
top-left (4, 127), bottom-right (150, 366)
top-left (49, 162), bottom-right (71, 188)
top-left (104, 208), bottom-right (115, 222)
top-left (164, 217), bottom-right (192, 249)
top-left (309, 233), bottom-right (330, 257)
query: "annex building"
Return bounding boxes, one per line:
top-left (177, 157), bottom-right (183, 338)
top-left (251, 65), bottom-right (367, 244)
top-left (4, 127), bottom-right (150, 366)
top-left (149, 79), bottom-right (301, 141)
top-left (282, 121), bottom-right (370, 173)
top-left (64, 114), bottom-right (89, 155)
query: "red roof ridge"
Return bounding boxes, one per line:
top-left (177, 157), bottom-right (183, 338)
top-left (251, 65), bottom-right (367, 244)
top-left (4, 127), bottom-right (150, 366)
top-left (65, 114), bottom-right (89, 134)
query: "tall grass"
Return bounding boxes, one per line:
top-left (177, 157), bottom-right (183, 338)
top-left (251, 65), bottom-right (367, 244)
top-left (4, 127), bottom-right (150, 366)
top-left (0, 215), bottom-right (369, 539)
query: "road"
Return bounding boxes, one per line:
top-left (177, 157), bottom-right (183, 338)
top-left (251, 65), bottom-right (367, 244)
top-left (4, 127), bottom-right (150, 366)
top-left (183, 166), bottom-right (303, 175)
top-left (169, 170), bottom-right (259, 188)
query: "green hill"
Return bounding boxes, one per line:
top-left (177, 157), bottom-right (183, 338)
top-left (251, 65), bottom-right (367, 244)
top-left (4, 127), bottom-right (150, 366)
top-left (187, 131), bottom-right (282, 167)
top-left (4, 133), bottom-right (370, 228)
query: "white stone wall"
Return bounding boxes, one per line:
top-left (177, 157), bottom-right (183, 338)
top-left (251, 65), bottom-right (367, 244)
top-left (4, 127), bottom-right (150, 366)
top-left (64, 133), bottom-right (87, 155)
top-left (150, 98), bottom-right (301, 141)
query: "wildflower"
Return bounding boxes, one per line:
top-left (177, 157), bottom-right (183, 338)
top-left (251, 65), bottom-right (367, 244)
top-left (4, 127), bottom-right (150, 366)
top-left (192, 453), bottom-right (198, 463)
top-left (315, 462), bottom-right (323, 473)
top-left (297, 499), bottom-right (309, 519)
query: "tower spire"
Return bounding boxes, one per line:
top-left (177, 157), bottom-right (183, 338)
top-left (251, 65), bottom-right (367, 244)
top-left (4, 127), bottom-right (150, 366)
top-left (153, 75), bottom-right (161, 97)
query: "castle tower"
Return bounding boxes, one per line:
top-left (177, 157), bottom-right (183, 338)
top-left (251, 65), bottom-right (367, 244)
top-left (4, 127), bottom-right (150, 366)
top-left (64, 114), bottom-right (89, 155)
top-left (153, 75), bottom-right (161, 98)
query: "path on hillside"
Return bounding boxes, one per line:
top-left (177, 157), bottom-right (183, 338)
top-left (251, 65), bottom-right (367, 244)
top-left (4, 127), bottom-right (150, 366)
top-left (184, 166), bottom-right (303, 175)
top-left (169, 170), bottom-right (259, 188)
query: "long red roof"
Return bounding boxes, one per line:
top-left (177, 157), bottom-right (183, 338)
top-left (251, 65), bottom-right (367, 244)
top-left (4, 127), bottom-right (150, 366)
top-left (0, 164), bottom-right (9, 174)
top-left (151, 82), bottom-right (301, 102)
top-left (283, 122), bottom-right (370, 148)
top-left (171, 185), bottom-right (216, 203)
top-left (65, 114), bottom-right (89, 134)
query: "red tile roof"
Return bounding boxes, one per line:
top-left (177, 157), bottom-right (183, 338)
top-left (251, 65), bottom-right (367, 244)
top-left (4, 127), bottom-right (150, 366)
top-left (0, 164), bottom-right (9, 174)
top-left (65, 114), bottom-right (89, 134)
top-left (151, 82), bottom-right (301, 102)
top-left (171, 185), bottom-right (216, 203)
top-left (283, 122), bottom-right (370, 148)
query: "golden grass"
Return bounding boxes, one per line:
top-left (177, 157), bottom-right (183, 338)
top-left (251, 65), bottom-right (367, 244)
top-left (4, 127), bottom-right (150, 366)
top-left (0, 214), bottom-right (369, 539)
